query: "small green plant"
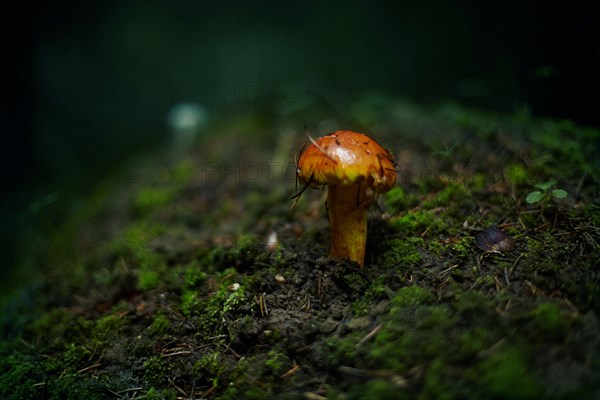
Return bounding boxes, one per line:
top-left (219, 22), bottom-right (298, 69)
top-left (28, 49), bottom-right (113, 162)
top-left (525, 181), bottom-right (567, 204)
top-left (431, 140), bottom-right (458, 159)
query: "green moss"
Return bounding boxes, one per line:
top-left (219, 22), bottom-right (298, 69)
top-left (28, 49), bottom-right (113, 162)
top-left (377, 237), bottom-right (424, 267)
top-left (183, 265), bottom-right (207, 288)
top-left (352, 277), bottom-right (389, 315)
top-left (391, 285), bottom-right (435, 309)
top-left (427, 239), bottom-right (444, 255)
top-left (530, 303), bottom-right (566, 337)
top-left (390, 210), bottom-right (447, 236)
top-left (422, 182), bottom-right (472, 210)
top-left (348, 379), bottom-right (408, 400)
top-left (221, 386), bottom-right (270, 400)
top-left (137, 267), bottom-right (162, 291)
top-left (193, 350), bottom-right (225, 386)
top-left (369, 321), bottom-right (427, 370)
top-left (0, 346), bottom-right (107, 400)
top-left (203, 236), bottom-right (263, 272)
top-left (525, 236), bottom-right (544, 252)
top-left (180, 290), bottom-right (199, 318)
top-left (143, 356), bottom-right (174, 386)
top-left (470, 173), bottom-right (487, 192)
top-left (116, 222), bottom-right (165, 254)
top-left (47, 372), bottom-right (108, 400)
top-left (532, 119), bottom-right (597, 178)
top-left (134, 187), bottom-right (176, 215)
top-left (150, 312), bottom-right (171, 335)
top-left (180, 273), bottom-right (252, 341)
top-left (219, 356), bottom-right (265, 399)
top-left (146, 387), bottom-right (177, 400)
top-left (109, 222), bottom-right (173, 292)
top-left (94, 313), bottom-right (127, 343)
top-left (366, 285), bottom-right (481, 373)
top-left (3, 93), bottom-right (598, 400)
top-left (0, 356), bottom-right (43, 400)
top-left (171, 159), bottom-right (195, 185)
top-left (448, 237), bottom-right (473, 261)
top-left (453, 291), bottom-right (493, 316)
top-left (265, 348), bottom-right (291, 376)
top-left (340, 271), bottom-right (369, 293)
top-left (322, 334), bottom-right (361, 367)
top-left (504, 163), bottom-right (528, 185)
top-left (369, 289), bottom-right (450, 370)
top-left (478, 348), bottom-right (542, 399)
top-left (384, 186), bottom-right (417, 213)
top-left (420, 359), bottom-right (466, 400)
top-left (221, 284), bottom-right (249, 314)
top-left (456, 326), bottom-right (494, 358)
top-left (425, 237), bottom-right (474, 268)
top-left (62, 343), bottom-right (92, 370)
top-left (415, 304), bottom-right (456, 330)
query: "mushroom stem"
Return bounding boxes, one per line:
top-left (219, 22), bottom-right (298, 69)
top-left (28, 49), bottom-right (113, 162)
top-left (327, 183), bottom-right (372, 268)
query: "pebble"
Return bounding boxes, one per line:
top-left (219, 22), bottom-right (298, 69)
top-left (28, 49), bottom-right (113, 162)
top-left (345, 316), bottom-right (372, 331)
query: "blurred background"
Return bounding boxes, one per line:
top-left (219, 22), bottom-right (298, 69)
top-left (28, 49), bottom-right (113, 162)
top-left (2, 0), bottom-right (599, 279)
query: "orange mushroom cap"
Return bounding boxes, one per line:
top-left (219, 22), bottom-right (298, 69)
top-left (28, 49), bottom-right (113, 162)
top-left (297, 130), bottom-right (397, 193)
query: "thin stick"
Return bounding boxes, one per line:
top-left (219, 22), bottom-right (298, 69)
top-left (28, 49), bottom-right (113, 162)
top-left (357, 324), bottom-right (382, 347)
top-left (307, 133), bottom-right (336, 163)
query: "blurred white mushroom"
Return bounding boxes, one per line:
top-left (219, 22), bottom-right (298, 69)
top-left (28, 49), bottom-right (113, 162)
top-left (266, 230), bottom-right (278, 252)
top-left (166, 102), bottom-right (209, 153)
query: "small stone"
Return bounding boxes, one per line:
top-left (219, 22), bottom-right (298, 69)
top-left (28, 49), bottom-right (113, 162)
top-left (319, 318), bottom-right (339, 334)
top-left (371, 300), bottom-right (390, 316)
top-left (345, 316), bottom-right (372, 331)
top-left (476, 226), bottom-right (515, 252)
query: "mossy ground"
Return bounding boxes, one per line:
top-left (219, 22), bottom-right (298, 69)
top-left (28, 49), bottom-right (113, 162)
top-left (1, 97), bottom-right (599, 399)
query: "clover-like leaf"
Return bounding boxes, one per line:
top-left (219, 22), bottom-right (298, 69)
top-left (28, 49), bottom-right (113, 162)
top-left (552, 189), bottom-right (568, 199)
top-left (534, 181), bottom-right (556, 191)
top-left (526, 191), bottom-right (544, 204)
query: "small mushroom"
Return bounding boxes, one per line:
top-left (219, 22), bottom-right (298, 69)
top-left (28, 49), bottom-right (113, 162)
top-left (295, 130), bottom-right (397, 267)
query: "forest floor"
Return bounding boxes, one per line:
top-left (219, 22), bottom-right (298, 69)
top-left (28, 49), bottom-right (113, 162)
top-left (1, 95), bottom-right (599, 399)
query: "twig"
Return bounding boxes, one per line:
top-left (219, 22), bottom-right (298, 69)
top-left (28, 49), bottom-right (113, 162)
top-left (258, 293), bottom-right (269, 317)
top-left (189, 378), bottom-right (196, 400)
top-left (78, 362), bottom-right (102, 374)
top-left (162, 350), bottom-right (192, 358)
top-left (493, 275), bottom-right (503, 291)
top-left (469, 277), bottom-right (482, 291)
top-left (169, 378), bottom-right (188, 398)
top-left (115, 387), bottom-right (144, 394)
top-left (438, 264), bottom-right (459, 278)
top-left (201, 385), bottom-right (217, 398)
top-left (338, 366), bottom-right (408, 386)
top-left (280, 363), bottom-right (300, 378)
top-left (304, 393), bottom-right (327, 400)
top-left (357, 324), bottom-right (382, 347)
top-left (508, 253), bottom-right (526, 279)
top-left (225, 343), bottom-right (242, 359)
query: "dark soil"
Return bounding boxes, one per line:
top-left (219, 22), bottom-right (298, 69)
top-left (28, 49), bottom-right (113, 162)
top-left (1, 98), bottom-right (599, 399)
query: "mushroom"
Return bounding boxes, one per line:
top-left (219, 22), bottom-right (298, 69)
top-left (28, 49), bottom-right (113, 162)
top-left (294, 130), bottom-right (397, 268)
